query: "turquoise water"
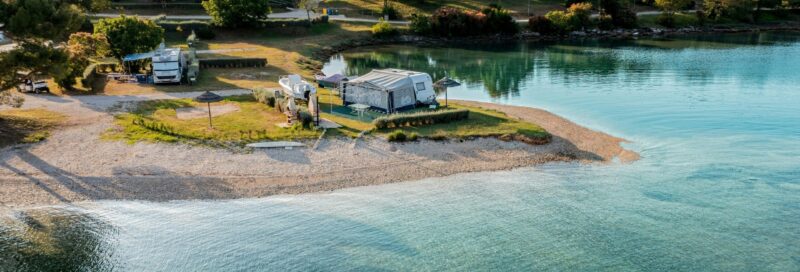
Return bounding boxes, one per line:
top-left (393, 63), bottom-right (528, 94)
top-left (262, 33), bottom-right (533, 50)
top-left (3, 32), bottom-right (800, 271)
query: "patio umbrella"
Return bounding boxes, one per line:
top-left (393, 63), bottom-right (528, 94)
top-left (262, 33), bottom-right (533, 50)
top-left (434, 77), bottom-right (461, 108)
top-left (194, 91), bottom-right (223, 128)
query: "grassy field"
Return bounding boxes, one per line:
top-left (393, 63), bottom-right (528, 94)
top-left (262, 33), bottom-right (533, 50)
top-left (99, 22), bottom-right (373, 95)
top-left (0, 109), bottom-right (66, 147)
top-left (372, 103), bottom-right (550, 141)
top-left (106, 95), bottom-right (321, 145)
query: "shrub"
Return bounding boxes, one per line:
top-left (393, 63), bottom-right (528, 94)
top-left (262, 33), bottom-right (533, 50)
top-left (565, 0), bottom-right (586, 7)
top-left (195, 27), bottom-right (216, 39)
top-left (597, 14), bottom-right (615, 30)
top-left (408, 132), bottom-right (419, 141)
top-left (528, 16), bottom-right (559, 35)
top-left (613, 8), bottom-right (639, 28)
top-left (372, 19), bottom-right (398, 37)
top-left (428, 6), bottom-right (517, 36)
top-left (299, 110), bottom-right (313, 129)
top-left (482, 4), bottom-right (519, 34)
top-left (545, 10), bottom-right (572, 32)
top-left (372, 109), bottom-right (470, 129)
top-left (199, 58), bottom-right (268, 68)
top-left (657, 13), bottom-right (676, 27)
top-left (567, 3), bottom-right (594, 30)
top-left (409, 14), bottom-right (432, 35)
top-left (382, 4), bottom-right (401, 20)
top-left (386, 130), bottom-right (407, 142)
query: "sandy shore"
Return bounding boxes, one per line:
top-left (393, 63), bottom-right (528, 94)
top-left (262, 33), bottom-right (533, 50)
top-left (0, 95), bottom-right (637, 207)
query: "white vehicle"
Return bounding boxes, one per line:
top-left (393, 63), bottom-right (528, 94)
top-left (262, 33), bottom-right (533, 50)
top-left (19, 79), bottom-right (50, 94)
top-left (152, 44), bottom-right (183, 84)
top-left (340, 69), bottom-right (437, 113)
top-left (279, 74), bottom-right (317, 101)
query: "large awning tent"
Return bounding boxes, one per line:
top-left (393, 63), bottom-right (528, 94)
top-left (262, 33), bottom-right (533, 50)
top-left (341, 69), bottom-right (418, 113)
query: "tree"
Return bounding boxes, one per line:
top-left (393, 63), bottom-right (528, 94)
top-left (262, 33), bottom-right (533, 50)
top-left (56, 32), bottom-right (111, 88)
top-left (94, 16), bottom-right (164, 59)
top-left (298, 0), bottom-right (321, 25)
top-left (655, 0), bottom-right (693, 17)
top-left (202, 0), bottom-right (272, 27)
top-left (0, 0), bottom-right (98, 104)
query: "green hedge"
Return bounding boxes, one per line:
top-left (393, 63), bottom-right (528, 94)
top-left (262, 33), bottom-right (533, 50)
top-left (80, 63), bottom-right (99, 91)
top-left (373, 109), bottom-right (470, 129)
top-left (200, 58), bottom-right (268, 68)
top-left (156, 20), bottom-right (211, 32)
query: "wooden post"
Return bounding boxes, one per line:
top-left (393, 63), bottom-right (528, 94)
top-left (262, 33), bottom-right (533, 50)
top-left (445, 87), bottom-right (448, 108)
top-left (207, 102), bottom-right (213, 128)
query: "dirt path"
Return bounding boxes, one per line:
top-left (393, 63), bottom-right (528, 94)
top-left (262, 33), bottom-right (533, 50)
top-left (0, 93), bottom-right (637, 207)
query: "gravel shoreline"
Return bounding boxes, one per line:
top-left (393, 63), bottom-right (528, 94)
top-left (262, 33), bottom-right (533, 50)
top-left (0, 95), bottom-right (637, 207)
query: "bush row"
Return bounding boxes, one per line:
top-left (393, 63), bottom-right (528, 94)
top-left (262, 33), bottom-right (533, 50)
top-left (132, 118), bottom-right (179, 136)
top-left (386, 130), bottom-right (419, 142)
top-left (373, 109), bottom-right (470, 129)
top-left (528, 2), bottom-right (639, 34)
top-left (409, 5), bottom-right (518, 36)
top-left (200, 58), bottom-right (268, 68)
top-left (253, 88), bottom-right (281, 106)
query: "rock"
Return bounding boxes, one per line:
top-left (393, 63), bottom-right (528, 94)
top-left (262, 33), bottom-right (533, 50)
top-left (570, 31), bottom-right (587, 36)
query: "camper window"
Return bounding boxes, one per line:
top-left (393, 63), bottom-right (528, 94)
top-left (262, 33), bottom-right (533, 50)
top-left (153, 62), bottom-right (180, 71)
top-left (416, 82), bottom-right (426, 91)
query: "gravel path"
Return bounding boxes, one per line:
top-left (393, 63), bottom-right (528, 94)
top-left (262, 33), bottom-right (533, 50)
top-left (0, 92), bottom-right (637, 207)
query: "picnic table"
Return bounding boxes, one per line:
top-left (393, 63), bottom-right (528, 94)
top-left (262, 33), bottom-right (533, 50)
top-left (348, 103), bottom-right (370, 117)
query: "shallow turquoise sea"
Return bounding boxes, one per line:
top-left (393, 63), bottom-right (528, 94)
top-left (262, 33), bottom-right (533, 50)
top-left (2, 32), bottom-right (799, 271)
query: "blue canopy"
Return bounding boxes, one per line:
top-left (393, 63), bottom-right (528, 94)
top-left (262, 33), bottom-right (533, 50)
top-left (122, 52), bottom-right (154, 62)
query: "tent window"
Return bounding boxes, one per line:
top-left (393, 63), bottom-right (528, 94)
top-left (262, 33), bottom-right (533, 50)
top-left (416, 82), bottom-right (426, 91)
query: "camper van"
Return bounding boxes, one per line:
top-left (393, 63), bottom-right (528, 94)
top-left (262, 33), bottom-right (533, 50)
top-left (341, 69), bottom-right (437, 113)
top-left (152, 44), bottom-right (183, 84)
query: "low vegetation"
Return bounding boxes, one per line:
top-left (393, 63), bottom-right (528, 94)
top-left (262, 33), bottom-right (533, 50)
top-left (0, 109), bottom-right (66, 147)
top-left (372, 104), bottom-right (550, 144)
top-left (106, 95), bottom-right (320, 146)
top-left (372, 108), bottom-right (469, 129)
top-left (411, 5), bottom-right (518, 36)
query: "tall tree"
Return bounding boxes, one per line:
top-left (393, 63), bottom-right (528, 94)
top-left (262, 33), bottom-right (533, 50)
top-left (655, 0), bottom-right (692, 17)
top-left (0, 0), bottom-right (99, 104)
top-left (94, 16), bottom-right (164, 59)
top-left (202, 0), bottom-right (272, 27)
top-left (298, 0), bottom-right (321, 25)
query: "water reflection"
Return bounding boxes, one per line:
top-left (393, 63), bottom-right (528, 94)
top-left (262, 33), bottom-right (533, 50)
top-left (325, 32), bottom-right (800, 99)
top-left (0, 208), bottom-right (115, 272)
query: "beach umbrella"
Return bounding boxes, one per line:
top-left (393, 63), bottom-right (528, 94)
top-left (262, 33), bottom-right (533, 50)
top-left (194, 91), bottom-right (223, 128)
top-left (434, 77), bottom-right (461, 108)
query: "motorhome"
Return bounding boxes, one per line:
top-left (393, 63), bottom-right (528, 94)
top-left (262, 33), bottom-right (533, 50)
top-left (152, 44), bottom-right (183, 84)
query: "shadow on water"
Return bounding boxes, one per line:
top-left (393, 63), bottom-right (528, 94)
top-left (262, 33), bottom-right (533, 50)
top-left (0, 208), bottom-right (115, 272)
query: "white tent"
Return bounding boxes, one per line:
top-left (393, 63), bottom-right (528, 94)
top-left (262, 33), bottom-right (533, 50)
top-left (341, 69), bottom-right (419, 113)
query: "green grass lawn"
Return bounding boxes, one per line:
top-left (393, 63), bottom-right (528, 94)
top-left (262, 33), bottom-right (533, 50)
top-left (0, 109), bottom-right (66, 147)
top-left (373, 103), bottom-right (550, 141)
top-left (106, 95), bottom-right (321, 145)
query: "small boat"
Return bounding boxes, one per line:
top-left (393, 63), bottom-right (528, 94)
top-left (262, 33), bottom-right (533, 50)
top-left (279, 74), bottom-right (317, 101)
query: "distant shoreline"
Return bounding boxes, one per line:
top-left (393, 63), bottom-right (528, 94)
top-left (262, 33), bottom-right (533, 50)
top-left (311, 25), bottom-right (800, 66)
top-left (0, 100), bottom-right (637, 208)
